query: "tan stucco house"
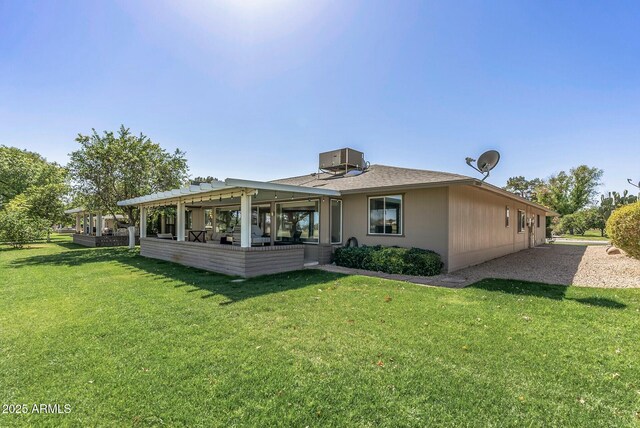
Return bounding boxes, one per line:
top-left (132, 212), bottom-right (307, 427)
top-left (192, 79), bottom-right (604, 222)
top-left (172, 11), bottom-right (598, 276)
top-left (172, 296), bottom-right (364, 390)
top-left (117, 149), bottom-right (556, 277)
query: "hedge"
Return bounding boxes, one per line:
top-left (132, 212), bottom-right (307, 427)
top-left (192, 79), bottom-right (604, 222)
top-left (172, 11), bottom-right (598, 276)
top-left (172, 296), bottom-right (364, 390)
top-left (333, 245), bottom-right (443, 276)
top-left (606, 202), bottom-right (640, 259)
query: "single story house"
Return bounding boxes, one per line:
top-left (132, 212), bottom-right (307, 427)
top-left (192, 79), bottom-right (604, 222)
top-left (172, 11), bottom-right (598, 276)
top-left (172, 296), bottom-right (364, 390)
top-left (117, 148), bottom-right (556, 277)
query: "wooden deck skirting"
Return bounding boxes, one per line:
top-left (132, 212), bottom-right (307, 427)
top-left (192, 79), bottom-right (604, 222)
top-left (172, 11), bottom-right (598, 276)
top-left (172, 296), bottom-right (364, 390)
top-left (72, 233), bottom-right (138, 247)
top-left (139, 237), bottom-right (305, 277)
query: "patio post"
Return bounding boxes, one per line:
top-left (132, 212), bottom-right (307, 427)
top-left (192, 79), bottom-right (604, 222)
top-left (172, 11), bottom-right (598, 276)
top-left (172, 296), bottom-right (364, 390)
top-left (240, 191), bottom-right (251, 248)
top-left (89, 213), bottom-right (94, 235)
top-left (96, 213), bottom-right (102, 237)
top-left (84, 213), bottom-right (89, 234)
top-left (176, 201), bottom-right (185, 241)
top-left (140, 206), bottom-right (147, 238)
top-left (270, 201), bottom-right (276, 246)
top-left (75, 214), bottom-right (81, 233)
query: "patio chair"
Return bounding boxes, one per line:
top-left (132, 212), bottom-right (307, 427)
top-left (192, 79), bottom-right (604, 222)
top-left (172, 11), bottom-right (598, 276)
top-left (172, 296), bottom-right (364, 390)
top-left (232, 225), bottom-right (270, 246)
top-left (157, 233), bottom-right (175, 240)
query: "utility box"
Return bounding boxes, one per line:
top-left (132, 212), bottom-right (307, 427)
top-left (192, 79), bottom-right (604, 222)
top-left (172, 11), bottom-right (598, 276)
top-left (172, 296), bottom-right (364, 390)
top-left (319, 148), bottom-right (365, 174)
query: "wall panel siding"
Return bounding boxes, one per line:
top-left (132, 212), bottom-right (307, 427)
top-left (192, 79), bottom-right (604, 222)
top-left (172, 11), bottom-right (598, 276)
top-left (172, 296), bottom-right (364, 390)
top-left (448, 185), bottom-right (547, 272)
top-left (140, 238), bottom-right (304, 277)
top-left (72, 234), bottom-right (138, 247)
top-left (341, 187), bottom-right (449, 266)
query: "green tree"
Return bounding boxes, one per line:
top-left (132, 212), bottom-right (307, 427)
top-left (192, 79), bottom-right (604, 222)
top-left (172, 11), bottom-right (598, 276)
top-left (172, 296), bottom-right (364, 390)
top-left (192, 176), bottom-right (219, 185)
top-left (504, 176), bottom-right (543, 201)
top-left (536, 166), bottom-right (603, 216)
top-left (0, 199), bottom-right (48, 248)
top-left (68, 126), bottom-right (189, 225)
top-left (0, 146), bottom-right (62, 208)
top-left (21, 179), bottom-right (70, 241)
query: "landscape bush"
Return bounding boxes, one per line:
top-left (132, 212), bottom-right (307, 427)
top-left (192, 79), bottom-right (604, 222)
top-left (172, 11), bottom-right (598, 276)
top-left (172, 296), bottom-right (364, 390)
top-left (333, 245), bottom-right (442, 276)
top-left (0, 207), bottom-right (48, 249)
top-left (606, 201), bottom-right (640, 259)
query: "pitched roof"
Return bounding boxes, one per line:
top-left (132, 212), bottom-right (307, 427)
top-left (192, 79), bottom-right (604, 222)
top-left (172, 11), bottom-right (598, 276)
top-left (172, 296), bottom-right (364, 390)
top-left (270, 164), bottom-right (474, 193)
top-left (271, 164), bottom-right (558, 215)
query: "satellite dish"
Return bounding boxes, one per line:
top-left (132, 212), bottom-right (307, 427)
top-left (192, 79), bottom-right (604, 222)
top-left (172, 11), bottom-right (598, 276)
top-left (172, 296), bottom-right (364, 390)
top-left (465, 150), bottom-right (501, 181)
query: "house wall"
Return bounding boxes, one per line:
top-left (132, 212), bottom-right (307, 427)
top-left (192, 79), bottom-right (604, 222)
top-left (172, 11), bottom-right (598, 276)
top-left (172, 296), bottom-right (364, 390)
top-left (340, 187), bottom-right (450, 266)
top-left (447, 185), bottom-right (547, 272)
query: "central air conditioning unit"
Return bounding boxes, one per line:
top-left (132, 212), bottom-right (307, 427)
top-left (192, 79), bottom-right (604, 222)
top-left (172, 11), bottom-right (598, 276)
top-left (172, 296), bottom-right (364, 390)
top-left (318, 148), bottom-right (366, 175)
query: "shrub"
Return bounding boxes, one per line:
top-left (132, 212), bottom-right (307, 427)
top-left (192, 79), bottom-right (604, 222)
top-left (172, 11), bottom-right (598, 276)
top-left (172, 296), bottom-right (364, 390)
top-left (0, 208), bottom-right (47, 249)
top-left (333, 245), bottom-right (442, 276)
top-left (606, 202), bottom-right (640, 259)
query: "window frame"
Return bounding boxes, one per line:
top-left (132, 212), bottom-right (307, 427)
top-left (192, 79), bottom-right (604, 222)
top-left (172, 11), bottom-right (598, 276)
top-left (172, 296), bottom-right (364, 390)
top-left (505, 206), bottom-right (510, 228)
top-left (517, 209), bottom-right (525, 233)
top-left (275, 199), bottom-right (320, 244)
top-left (185, 210), bottom-right (193, 230)
top-left (330, 199), bottom-right (343, 244)
top-left (367, 194), bottom-right (403, 236)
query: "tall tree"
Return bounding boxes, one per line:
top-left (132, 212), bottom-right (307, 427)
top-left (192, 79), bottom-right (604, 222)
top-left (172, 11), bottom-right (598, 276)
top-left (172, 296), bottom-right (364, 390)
top-left (192, 176), bottom-right (219, 185)
top-left (68, 126), bottom-right (189, 224)
top-left (569, 165), bottom-right (604, 212)
top-left (536, 166), bottom-right (603, 216)
top-left (0, 146), bottom-right (61, 207)
top-left (504, 176), bottom-right (543, 200)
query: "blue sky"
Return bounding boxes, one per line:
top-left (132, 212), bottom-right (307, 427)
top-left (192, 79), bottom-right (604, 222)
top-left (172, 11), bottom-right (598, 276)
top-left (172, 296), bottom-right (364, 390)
top-left (1, 0), bottom-right (639, 192)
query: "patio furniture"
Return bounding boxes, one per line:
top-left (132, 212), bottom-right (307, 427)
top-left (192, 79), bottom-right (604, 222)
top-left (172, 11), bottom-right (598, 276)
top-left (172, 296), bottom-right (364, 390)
top-left (232, 225), bottom-right (270, 246)
top-left (157, 233), bottom-right (175, 240)
top-left (188, 230), bottom-right (206, 243)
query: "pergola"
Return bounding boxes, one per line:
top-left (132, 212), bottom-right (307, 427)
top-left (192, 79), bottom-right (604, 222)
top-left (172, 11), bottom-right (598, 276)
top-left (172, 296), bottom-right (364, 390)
top-left (117, 178), bottom-right (340, 248)
top-left (64, 207), bottom-right (105, 236)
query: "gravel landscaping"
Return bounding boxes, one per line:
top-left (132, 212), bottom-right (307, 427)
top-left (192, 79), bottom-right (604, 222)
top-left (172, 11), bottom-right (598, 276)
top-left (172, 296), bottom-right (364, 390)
top-left (444, 244), bottom-right (640, 288)
top-left (318, 244), bottom-right (640, 289)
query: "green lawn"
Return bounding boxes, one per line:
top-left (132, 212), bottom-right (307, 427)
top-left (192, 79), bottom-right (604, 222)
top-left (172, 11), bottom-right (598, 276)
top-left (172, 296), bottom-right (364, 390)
top-left (556, 229), bottom-right (610, 241)
top-left (1, 236), bottom-right (639, 427)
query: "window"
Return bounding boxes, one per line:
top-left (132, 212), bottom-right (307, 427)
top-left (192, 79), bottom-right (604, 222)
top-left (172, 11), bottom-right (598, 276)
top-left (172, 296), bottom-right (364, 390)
top-left (505, 206), bottom-right (510, 227)
top-left (185, 210), bottom-right (193, 230)
top-left (204, 209), bottom-right (213, 229)
top-left (368, 195), bottom-right (402, 235)
top-left (276, 200), bottom-right (319, 243)
top-left (330, 199), bottom-right (342, 244)
top-left (215, 206), bottom-right (271, 234)
top-left (536, 214), bottom-right (541, 228)
top-left (517, 210), bottom-right (525, 233)
top-left (216, 206), bottom-right (240, 232)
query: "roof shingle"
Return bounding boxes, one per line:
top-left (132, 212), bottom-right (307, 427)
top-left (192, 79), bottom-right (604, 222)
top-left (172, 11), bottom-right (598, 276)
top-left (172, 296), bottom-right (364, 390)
top-left (270, 164), bottom-right (473, 192)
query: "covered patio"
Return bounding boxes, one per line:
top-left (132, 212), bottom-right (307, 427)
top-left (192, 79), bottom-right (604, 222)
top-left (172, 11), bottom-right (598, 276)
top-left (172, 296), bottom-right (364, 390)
top-left (118, 178), bottom-right (341, 277)
top-left (64, 208), bottom-right (134, 247)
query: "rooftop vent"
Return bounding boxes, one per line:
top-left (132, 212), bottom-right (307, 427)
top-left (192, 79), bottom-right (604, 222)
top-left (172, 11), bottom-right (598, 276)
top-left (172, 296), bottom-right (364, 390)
top-left (319, 148), bottom-right (367, 175)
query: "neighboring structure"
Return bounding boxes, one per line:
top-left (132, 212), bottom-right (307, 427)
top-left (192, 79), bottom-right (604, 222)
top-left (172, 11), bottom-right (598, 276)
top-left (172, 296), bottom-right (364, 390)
top-left (117, 148), bottom-right (557, 277)
top-left (64, 208), bottom-right (134, 247)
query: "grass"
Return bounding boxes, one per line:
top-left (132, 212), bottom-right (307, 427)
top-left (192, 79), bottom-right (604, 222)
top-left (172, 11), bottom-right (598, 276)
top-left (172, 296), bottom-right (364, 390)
top-left (556, 229), bottom-right (610, 241)
top-left (1, 236), bottom-right (639, 427)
